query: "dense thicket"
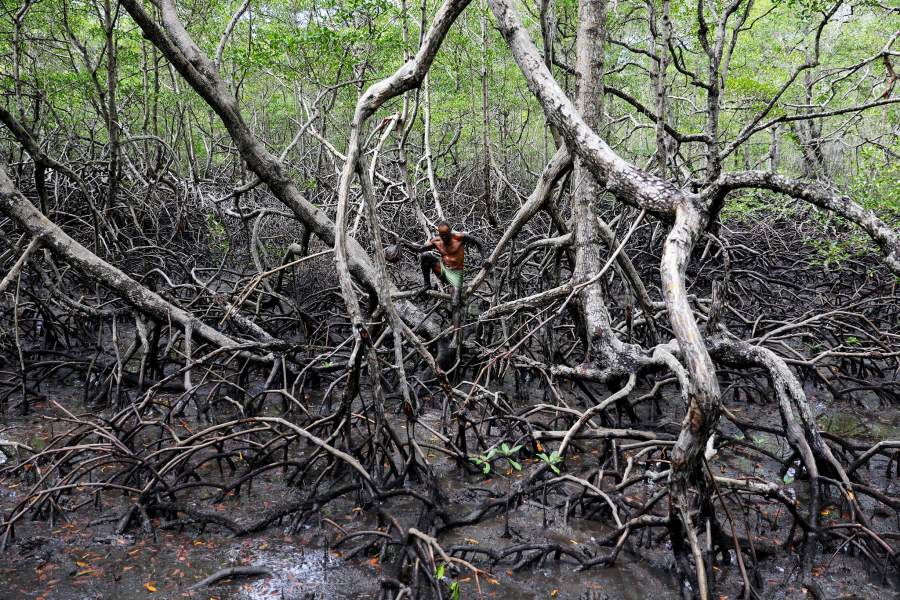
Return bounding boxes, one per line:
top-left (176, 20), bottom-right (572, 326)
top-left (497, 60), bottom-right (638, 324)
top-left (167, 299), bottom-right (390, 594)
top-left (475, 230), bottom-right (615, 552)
top-left (0, 1), bottom-right (898, 598)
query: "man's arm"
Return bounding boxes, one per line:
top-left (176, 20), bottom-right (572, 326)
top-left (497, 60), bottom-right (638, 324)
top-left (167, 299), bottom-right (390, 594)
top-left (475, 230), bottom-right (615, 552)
top-left (400, 239), bottom-right (436, 253)
top-left (461, 233), bottom-right (485, 254)
top-left (462, 234), bottom-right (492, 269)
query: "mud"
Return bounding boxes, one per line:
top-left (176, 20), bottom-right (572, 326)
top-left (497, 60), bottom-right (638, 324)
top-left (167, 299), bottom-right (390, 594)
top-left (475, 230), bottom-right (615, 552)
top-left (1, 376), bottom-right (897, 600)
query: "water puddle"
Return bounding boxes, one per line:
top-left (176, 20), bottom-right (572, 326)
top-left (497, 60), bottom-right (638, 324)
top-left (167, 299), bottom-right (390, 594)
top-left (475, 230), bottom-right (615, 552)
top-left (223, 541), bottom-right (371, 599)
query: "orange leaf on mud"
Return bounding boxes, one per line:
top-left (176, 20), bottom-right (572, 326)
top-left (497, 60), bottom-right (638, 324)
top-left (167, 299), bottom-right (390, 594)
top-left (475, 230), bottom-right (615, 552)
top-left (144, 582), bottom-right (158, 592)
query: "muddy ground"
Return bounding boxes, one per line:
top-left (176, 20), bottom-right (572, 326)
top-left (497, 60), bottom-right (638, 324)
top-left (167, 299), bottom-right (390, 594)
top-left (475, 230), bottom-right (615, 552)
top-left (1, 374), bottom-right (897, 600)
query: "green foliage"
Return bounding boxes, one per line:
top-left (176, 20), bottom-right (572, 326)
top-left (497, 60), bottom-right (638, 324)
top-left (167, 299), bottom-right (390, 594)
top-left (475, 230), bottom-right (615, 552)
top-left (807, 237), bottom-right (854, 269)
top-left (434, 563), bottom-right (461, 599)
top-left (537, 450), bottom-right (563, 475)
top-left (205, 214), bottom-right (229, 252)
top-left (848, 146), bottom-right (900, 217)
top-left (0, 0), bottom-right (895, 246)
top-left (468, 442), bottom-right (523, 475)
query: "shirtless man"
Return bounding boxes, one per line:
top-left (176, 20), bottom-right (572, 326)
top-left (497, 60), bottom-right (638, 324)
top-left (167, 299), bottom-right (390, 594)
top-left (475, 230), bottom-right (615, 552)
top-left (416, 221), bottom-right (489, 304)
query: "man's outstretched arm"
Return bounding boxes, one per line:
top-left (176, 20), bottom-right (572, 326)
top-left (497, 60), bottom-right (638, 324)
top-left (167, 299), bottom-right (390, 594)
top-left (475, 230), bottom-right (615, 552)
top-left (462, 234), bottom-right (492, 269)
top-left (401, 239), bottom-right (436, 253)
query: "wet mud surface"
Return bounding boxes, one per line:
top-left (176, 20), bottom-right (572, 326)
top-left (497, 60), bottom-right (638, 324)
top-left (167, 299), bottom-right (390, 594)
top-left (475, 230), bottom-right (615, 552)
top-left (0, 380), bottom-right (897, 600)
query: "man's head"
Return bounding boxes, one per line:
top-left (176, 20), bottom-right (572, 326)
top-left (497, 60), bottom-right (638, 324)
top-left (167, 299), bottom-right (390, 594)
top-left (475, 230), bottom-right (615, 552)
top-left (436, 220), bottom-right (451, 241)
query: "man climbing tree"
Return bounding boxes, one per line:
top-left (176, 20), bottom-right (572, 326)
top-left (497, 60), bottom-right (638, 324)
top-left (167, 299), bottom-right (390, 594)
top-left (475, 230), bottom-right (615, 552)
top-left (1, 1), bottom-right (899, 599)
top-left (416, 221), bottom-right (489, 306)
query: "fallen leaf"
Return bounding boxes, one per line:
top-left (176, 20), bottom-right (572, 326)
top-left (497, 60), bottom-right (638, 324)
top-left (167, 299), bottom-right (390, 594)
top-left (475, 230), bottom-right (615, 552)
top-left (144, 582), bottom-right (158, 592)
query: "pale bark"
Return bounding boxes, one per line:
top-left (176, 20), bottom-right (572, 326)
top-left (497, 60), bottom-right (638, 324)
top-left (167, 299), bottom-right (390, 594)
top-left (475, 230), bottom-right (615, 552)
top-left (571, 0), bottom-right (615, 360)
top-left (118, 0), bottom-right (437, 337)
top-left (333, 0), bottom-right (471, 401)
top-left (0, 165), bottom-right (245, 353)
top-left (0, 238), bottom-right (39, 296)
top-left (713, 171), bottom-right (900, 275)
top-left (468, 146), bottom-right (571, 292)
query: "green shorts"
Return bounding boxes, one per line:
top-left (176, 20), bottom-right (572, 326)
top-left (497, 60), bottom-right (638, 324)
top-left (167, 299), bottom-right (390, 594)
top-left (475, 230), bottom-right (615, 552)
top-left (441, 264), bottom-right (463, 289)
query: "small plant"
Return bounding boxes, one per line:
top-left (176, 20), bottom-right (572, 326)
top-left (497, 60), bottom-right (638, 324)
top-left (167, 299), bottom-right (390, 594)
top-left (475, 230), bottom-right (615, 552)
top-left (468, 442), bottom-right (523, 475)
top-left (205, 213), bottom-right (229, 251)
top-left (537, 450), bottom-right (563, 475)
top-left (434, 563), bottom-right (460, 600)
top-left (497, 442), bottom-right (523, 471)
top-left (469, 449), bottom-right (496, 475)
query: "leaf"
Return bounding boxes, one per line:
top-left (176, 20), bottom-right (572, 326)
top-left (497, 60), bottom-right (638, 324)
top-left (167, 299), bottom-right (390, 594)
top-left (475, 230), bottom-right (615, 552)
top-left (75, 561), bottom-right (90, 568)
top-left (482, 463), bottom-right (490, 475)
top-left (550, 465), bottom-right (561, 475)
top-left (435, 563), bottom-right (445, 580)
top-left (782, 474), bottom-right (795, 484)
top-left (144, 583), bottom-right (158, 593)
top-left (509, 459), bottom-right (521, 471)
